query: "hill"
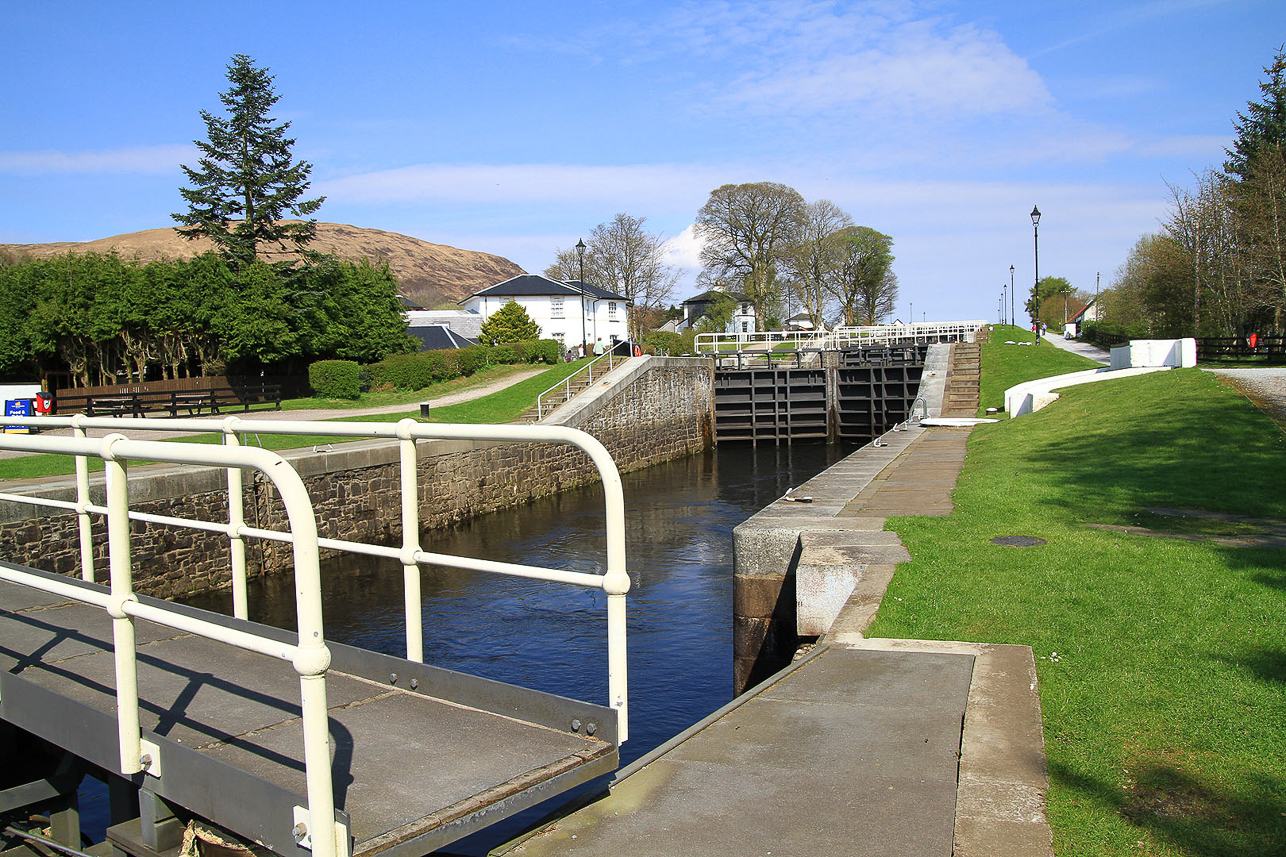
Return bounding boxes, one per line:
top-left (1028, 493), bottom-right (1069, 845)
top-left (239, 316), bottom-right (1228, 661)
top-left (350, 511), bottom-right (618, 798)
top-left (0, 223), bottom-right (526, 308)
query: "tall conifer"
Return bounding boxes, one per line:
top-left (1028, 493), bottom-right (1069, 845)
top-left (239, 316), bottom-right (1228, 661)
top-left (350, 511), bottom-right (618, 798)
top-left (173, 54), bottom-right (324, 266)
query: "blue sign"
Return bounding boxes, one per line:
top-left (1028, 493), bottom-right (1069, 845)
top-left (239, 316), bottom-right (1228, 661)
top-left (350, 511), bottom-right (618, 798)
top-left (5, 398), bottom-right (33, 433)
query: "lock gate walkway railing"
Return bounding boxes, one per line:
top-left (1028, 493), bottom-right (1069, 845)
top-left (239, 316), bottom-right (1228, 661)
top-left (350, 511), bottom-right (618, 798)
top-left (0, 421), bottom-right (630, 857)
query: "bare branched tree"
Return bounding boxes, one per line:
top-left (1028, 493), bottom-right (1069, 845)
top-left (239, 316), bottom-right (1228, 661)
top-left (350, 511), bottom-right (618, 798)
top-left (781, 199), bottom-right (851, 329)
top-left (695, 182), bottom-right (806, 330)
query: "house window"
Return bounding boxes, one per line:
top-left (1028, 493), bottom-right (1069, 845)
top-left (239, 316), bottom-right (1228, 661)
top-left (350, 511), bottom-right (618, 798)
top-left (552, 331), bottom-right (565, 343)
top-left (741, 321), bottom-right (749, 333)
top-left (740, 303), bottom-right (751, 315)
top-left (551, 297), bottom-right (565, 318)
top-left (608, 302), bottom-right (618, 320)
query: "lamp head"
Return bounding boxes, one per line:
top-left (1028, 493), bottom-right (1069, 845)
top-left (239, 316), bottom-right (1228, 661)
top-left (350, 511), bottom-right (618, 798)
top-left (1030, 206), bottom-right (1041, 227)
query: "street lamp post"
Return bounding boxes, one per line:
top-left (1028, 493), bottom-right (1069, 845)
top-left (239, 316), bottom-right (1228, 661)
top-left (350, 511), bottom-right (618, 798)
top-left (1001, 283), bottom-right (1007, 325)
top-left (576, 238), bottom-right (587, 356)
top-left (1030, 206), bottom-right (1041, 345)
top-left (1009, 264), bottom-right (1015, 330)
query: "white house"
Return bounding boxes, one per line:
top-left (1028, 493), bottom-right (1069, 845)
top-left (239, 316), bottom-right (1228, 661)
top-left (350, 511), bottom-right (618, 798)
top-left (459, 274), bottom-right (632, 351)
top-left (677, 290), bottom-right (756, 334)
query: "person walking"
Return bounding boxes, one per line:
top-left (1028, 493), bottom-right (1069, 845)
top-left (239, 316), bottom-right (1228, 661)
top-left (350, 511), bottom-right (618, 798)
top-left (594, 337), bottom-right (606, 356)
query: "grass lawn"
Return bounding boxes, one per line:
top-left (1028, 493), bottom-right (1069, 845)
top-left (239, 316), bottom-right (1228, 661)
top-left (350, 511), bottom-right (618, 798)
top-left (0, 360), bottom-right (591, 481)
top-left (869, 361), bottom-right (1286, 855)
top-left (980, 324), bottom-right (1101, 415)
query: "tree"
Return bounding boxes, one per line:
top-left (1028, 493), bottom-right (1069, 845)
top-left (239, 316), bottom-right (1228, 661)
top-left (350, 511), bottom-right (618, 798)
top-left (1024, 276), bottom-right (1077, 330)
top-left (588, 214), bottom-right (678, 339)
top-left (695, 182), bottom-right (806, 330)
top-left (174, 54), bottom-right (325, 267)
top-left (826, 227), bottom-right (897, 325)
top-left (1225, 47), bottom-right (1286, 184)
top-left (479, 300), bottom-right (540, 344)
top-left (545, 214), bottom-right (678, 339)
top-left (782, 199), bottom-right (851, 329)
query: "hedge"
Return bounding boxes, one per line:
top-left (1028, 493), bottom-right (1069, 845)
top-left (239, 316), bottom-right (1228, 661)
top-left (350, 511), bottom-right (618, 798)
top-left (309, 360), bottom-right (361, 399)
top-left (339, 339), bottom-right (563, 394)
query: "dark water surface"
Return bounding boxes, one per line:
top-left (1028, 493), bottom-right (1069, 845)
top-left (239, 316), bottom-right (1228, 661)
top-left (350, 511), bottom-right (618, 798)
top-left (181, 442), bottom-right (849, 851)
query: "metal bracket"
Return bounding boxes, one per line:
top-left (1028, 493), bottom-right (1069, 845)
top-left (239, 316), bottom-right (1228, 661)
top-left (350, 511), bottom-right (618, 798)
top-left (139, 738), bottom-right (162, 779)
top-left (292, 805), bottom-right (312, 851)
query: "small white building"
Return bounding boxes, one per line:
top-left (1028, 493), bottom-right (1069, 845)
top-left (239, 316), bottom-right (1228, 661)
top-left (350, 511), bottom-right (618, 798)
top-left (677, 290), bottom-right (756, 334)
top-left (459, 274), bottom-right (632, 351)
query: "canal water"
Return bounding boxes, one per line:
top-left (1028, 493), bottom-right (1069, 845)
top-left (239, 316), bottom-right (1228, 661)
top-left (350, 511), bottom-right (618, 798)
top-left (179, 441), bottom-right (850, 852)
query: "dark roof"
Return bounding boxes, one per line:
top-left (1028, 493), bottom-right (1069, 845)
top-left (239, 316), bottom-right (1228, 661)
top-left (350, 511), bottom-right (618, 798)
top-left (467, 274), bottom-right (578, 299)
top-left (564, 280), bottom-right (630, 302)
top-left (398, 294), bottom-right (425, 310)
top-left (464, 274), bottom-right (630, 303)
top-left (683, 290), bottom-right (749, 305)
top-left (409, 324), bottom-right (477, 351)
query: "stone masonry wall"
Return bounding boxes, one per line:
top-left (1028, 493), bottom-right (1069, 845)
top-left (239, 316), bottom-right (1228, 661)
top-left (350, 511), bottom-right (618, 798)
top-left (0, 357), bottom-right (714, 600)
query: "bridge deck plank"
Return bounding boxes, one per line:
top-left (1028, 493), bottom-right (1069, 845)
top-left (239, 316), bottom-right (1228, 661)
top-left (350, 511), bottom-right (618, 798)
top-left (0, 577), bottom-right (615, 856)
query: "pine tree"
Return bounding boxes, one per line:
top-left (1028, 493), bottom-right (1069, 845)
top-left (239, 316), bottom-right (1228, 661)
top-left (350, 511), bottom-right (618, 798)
top-left (173, 54), bottom-right (324, 266)
top-left (479, 300), bottom-right (541, 344)
top-left (1225, 47), bottom-right (1286, 183)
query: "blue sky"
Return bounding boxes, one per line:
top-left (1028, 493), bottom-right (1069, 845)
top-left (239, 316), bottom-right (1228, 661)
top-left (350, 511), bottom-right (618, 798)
top-left (1, 0), bottom-right (1278, 321)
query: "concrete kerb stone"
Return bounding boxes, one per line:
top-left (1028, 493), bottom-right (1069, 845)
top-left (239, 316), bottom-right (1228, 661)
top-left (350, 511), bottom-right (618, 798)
top-left (550, 355), bottom-right (713, 428)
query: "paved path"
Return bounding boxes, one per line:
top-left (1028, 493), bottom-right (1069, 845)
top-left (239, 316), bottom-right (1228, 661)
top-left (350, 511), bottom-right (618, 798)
top-left (0, 368), bottom-right (546, 458)
top-left (1040, 331), bottom-right (1110, 363)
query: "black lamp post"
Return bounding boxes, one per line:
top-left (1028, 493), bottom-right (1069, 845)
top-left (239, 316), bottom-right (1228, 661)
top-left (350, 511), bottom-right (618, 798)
top-left (1030, 206), bottom-right (1041, 344)
top-left (575, 238), bottom-right (587, 355)
top-left (1009, 264), bottom-right (1015, 329)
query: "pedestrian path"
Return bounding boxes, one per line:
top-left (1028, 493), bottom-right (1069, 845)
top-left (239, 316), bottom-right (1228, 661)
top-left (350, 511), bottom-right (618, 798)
top-left (1041, 330), bottom-right (1110, 363)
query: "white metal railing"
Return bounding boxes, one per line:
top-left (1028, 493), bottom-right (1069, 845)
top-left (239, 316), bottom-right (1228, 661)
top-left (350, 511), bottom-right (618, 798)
top-left (535, 349), bottom-right (629, 421)
top-left (695, 321), bottom-right (987, 354)
top-left (0, 434), bottom-right (345, 857)
top-left (0, 414), bottom-right (630, 742)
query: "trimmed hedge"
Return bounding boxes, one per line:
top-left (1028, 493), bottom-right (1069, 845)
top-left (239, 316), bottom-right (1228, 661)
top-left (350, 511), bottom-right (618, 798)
top-left (341, 339), bottom-right (563, 394)
top-left (309, 360), bottom-right (361, 399)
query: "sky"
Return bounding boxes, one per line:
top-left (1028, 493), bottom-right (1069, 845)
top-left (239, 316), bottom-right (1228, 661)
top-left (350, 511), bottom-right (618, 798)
top-left (1, 0), bottom-right (1280, 322)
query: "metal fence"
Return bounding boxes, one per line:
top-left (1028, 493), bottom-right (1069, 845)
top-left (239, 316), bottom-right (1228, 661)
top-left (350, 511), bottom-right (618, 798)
top-left (694, 321), bottom-right (986, 355)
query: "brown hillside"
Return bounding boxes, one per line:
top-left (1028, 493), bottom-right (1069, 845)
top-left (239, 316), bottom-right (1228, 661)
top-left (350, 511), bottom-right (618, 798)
top-left (0, 223), bottom-right (526, 308)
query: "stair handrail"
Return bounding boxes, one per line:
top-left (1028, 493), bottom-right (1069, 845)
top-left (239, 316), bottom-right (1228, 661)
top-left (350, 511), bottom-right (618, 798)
top-left (535, 348), bottom-right (626, 421)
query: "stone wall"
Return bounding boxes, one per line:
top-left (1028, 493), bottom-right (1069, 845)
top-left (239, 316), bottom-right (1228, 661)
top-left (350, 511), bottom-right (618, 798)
top-left (0, 357), bottom-right (714, 600)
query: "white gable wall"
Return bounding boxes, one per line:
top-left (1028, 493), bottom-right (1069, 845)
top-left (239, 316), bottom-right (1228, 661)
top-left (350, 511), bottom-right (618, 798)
top-left (460, 293), bottom-right (630, 347)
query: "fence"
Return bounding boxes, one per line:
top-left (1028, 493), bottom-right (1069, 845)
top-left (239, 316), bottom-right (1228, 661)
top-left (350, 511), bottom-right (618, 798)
top-left (0, 414), bottom-right (631, 744)
top-left (49, 382), bottom-right (282, 416)
top-left (1196, 335), bottom-right (1286, 361)
top-left (694, 321), bottom-right (986, 355)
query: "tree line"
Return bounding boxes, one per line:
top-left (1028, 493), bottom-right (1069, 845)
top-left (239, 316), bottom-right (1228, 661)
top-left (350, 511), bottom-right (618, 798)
top-left (546, 186), bottom-right (899, 337)
top-left (0, 252), bottom-right (414, 387)
top-left (1095, 48), bottom-right (1286, 339)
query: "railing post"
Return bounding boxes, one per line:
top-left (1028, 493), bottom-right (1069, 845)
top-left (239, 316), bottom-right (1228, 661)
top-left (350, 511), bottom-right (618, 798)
top-left (71, 415), bottom-right (95, 582)
top-left (222, 418), bottom-right (249, 621)
top-left (396, 419), bottom-right (424, 663)
top-left (101, 434), bottom-right (146, 776)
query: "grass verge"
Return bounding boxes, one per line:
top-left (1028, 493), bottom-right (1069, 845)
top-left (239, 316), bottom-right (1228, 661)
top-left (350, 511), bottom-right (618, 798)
top-left (869, 366), bottom-right (1286, 855)
top-left (980, 324), bottom-right (1101, 415)
top-left (0, 360), bottom-right (592, 481)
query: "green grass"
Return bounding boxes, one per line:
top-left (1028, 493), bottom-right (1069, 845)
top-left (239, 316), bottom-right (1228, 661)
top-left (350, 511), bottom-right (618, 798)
top-left (0, 360), bottom-right (591, 481)
top-left (869, 364), bottom-right (1286, 856)
top-left (980, 324), bottom-right (1101, 415)
top-left (278, 362), bottom-right (566, 411)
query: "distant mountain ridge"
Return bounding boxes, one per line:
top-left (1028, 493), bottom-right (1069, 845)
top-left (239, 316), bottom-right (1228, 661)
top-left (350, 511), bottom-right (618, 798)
top-left (0, 223), bottom-right (526, 308)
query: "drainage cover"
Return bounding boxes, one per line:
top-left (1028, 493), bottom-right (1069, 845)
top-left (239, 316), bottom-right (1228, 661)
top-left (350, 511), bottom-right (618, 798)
top-left (990, 536), bottom-right (1048, 547)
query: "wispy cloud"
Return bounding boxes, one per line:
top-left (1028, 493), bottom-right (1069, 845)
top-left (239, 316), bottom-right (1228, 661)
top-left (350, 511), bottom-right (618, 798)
top-left (1033, 0), bottom-right (1234, 56)
top-left (0, 145), bottom-right (196, 175)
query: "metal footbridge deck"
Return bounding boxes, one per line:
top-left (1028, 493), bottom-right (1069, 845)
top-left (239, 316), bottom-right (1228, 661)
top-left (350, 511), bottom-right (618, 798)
top-left (0, 418), bottom-right (631, 857)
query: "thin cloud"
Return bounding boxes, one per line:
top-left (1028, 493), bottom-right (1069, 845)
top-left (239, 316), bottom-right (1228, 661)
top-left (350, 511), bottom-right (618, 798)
top-left (0, 145), bottom-right (195, 175)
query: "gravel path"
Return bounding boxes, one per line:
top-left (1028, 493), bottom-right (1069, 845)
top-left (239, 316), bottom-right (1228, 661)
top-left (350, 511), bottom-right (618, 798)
top-left (1205, 367), bottom-right (1286, 426)
top-left (0, 367), bottom-right (547, 458)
